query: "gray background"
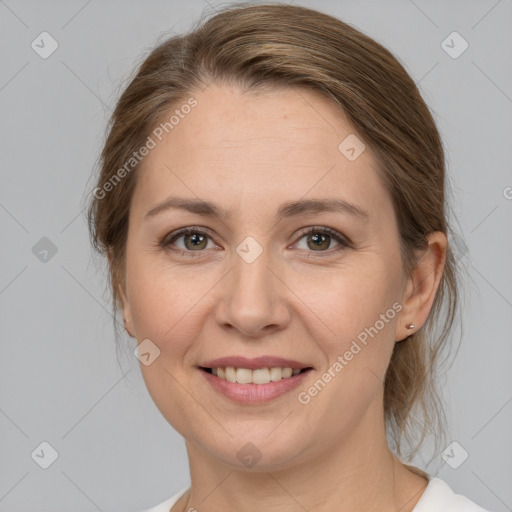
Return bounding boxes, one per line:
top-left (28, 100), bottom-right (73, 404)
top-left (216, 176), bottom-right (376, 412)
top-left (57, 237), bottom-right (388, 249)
top-left (1, 0), bottom-right (511, 511)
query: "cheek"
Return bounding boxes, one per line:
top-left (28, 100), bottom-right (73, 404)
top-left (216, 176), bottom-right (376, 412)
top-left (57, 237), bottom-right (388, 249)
top-left (292, 260), bottom-right (400, 342)
top-left (125, 249), bottom-right (171, 338)
top-left (127, 260), bottom-right (206, 434)
top-left (297, 274), bottom-right (399, 431)
top-left (126, 251), bottom-right (217, 358)
top-left (293, 261), bottom-right (401, 409)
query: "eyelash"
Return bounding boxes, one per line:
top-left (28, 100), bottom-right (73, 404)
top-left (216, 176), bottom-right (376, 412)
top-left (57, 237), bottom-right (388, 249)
top-left (159, 225), bottom-right (352, 259)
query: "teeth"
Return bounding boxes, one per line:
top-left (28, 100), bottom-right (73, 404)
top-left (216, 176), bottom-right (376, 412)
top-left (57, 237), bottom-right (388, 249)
top-left (236, 368), bottom-right (253, 384)
top-left (270, 367), bottom-right (282, 381)
top-left (282, 367), bottom-right (293, 378)
top-left (211, 366), bottom-right (305, 384)
top-left (225, 367), bottom-right (236, 383)
top-left (252, 368), bottom-right (270, 384)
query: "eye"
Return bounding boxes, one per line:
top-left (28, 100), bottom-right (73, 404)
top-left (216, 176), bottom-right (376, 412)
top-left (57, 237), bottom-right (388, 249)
top-left (294, 226), bottom-right (350, 254)
top-left (160, 225), bottom-right (351, 258)
top-left (160, 227), bottom-right (217, 257)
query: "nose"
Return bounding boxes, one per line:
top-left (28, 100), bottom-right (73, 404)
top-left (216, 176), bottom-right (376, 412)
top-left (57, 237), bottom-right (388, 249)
top-left (214, 246), bottom-right (292, 338)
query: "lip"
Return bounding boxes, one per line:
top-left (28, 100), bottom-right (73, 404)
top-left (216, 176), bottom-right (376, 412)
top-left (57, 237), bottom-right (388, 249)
top-left (201, 356), bottom-right (312, 370)
top-left (199, 366), bottom-right (313, 404)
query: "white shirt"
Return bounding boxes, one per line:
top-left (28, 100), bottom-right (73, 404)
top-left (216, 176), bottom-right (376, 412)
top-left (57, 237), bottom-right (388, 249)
top-left (141, 475), bottom-right (492, 511)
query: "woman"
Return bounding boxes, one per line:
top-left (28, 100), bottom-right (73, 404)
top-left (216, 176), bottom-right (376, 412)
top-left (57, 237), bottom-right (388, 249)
top-left (87, 3), bottom-right (491, 511)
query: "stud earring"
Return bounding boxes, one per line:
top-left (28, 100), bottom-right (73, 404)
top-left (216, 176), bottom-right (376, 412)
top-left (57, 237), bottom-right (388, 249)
top-left (406, 323), bottom-right (415, 329)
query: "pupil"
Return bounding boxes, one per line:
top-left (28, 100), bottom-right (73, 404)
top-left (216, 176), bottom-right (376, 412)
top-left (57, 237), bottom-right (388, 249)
top-left (187, 233), bottom-right (205, 249)
top-left (310, 233), bottom-right (329, 250)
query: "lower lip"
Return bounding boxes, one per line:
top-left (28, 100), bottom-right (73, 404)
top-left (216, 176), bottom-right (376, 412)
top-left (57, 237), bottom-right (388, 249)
top-left (199, 368), bottom-right (312, 404)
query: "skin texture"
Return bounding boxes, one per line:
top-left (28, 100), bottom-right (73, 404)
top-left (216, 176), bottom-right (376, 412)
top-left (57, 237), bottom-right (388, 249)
top-left (119, 83), bottom-right (446, 511)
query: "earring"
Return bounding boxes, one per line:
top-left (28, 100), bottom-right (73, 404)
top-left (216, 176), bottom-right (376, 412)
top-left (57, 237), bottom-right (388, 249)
top-left (406, 323), bottom-right (415, 329)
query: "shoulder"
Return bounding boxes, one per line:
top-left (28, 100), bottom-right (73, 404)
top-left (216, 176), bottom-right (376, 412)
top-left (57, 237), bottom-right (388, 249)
top-left (413, 476), bottom-right (493, 512)
top-left (140, 486), bottom-right (190, 512)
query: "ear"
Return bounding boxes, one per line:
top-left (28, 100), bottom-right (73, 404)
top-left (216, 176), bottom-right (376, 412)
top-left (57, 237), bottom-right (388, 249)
top-left (118, 282), bottom-right (135, 338)
top-left (395, 231), bottom-right (447, 342)
top-left (108, 246), bottom-right (135, 338)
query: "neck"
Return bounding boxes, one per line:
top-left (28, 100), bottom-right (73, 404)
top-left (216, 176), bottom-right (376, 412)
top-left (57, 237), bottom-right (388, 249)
top-left (177, 404), bottom-right (428, 512)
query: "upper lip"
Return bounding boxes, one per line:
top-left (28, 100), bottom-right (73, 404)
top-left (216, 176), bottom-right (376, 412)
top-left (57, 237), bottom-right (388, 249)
top-left (201, 356), bottom-right (313, 370)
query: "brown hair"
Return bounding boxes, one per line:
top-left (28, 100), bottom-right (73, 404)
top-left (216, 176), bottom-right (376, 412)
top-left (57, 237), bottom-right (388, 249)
top-left (86, 2), bottom-right (465, 465)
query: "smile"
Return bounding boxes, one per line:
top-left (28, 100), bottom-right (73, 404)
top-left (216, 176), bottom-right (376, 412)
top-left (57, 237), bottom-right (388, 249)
top-left (201, 366), bottom-right (310, 384)
top-left (199, 366), bottom-right (314, 403)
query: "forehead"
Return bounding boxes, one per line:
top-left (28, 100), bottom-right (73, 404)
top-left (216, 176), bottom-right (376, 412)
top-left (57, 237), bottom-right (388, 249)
top-left (131, 83), bottom-right (393, 226)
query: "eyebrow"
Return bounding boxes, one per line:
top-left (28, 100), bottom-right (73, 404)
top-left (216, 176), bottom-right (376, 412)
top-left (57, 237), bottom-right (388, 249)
top-left (144, 196), bottom-right (369, 222)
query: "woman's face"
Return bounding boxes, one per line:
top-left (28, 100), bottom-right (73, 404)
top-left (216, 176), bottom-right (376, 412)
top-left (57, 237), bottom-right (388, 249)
top-left (120, 83), bottom-right (412, 470)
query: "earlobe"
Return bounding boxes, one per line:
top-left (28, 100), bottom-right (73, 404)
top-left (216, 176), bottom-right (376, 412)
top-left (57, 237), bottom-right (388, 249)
top-left (395, 232), bottom-right (447, 342)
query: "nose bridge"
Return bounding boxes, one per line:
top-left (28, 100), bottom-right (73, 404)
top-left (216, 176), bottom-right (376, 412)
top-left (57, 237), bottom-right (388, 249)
top-left (217, 236), bottom-right (289, 335)
top-left (235, 239), bottom-right (271, 296)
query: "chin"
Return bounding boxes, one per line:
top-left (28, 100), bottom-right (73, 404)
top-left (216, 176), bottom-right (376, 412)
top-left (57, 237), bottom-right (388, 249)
top-left (195, 428), bottom-right (312, 473)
